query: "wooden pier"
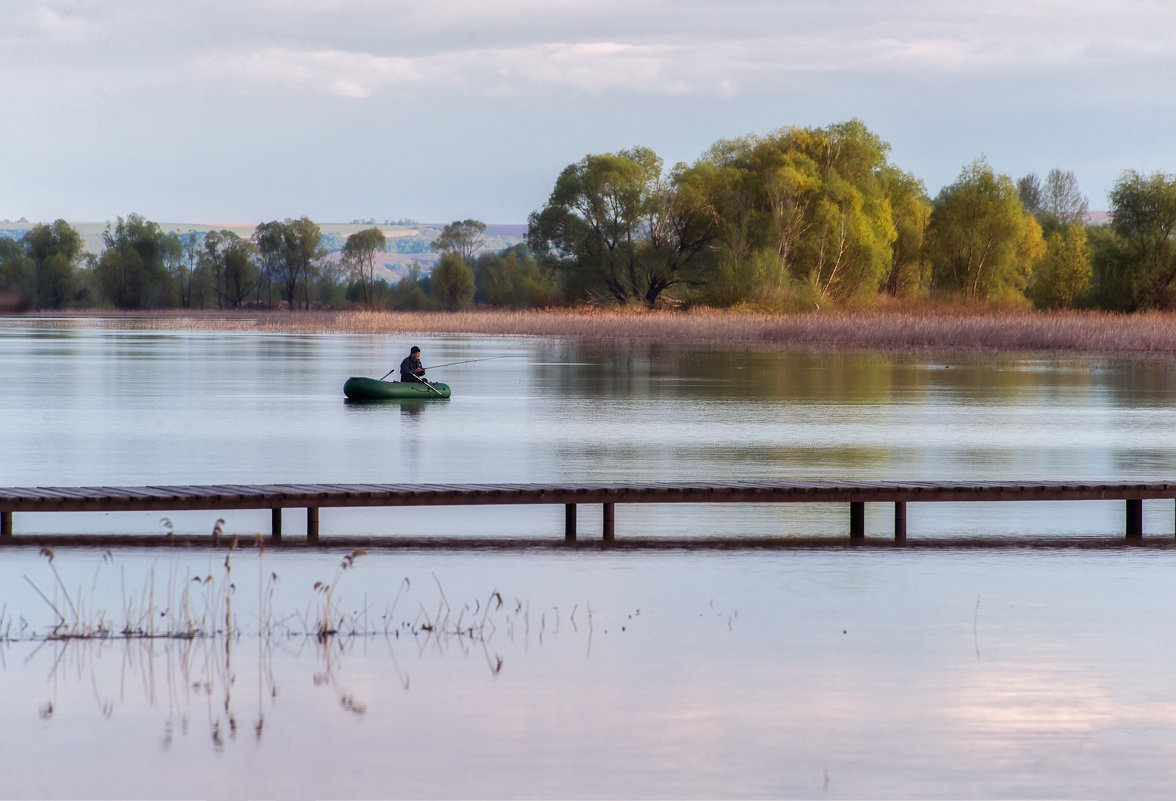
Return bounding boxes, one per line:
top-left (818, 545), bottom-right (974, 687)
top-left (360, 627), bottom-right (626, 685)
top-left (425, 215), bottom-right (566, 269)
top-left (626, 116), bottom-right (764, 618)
top-left (2, 480), bottom-right (1176, 543)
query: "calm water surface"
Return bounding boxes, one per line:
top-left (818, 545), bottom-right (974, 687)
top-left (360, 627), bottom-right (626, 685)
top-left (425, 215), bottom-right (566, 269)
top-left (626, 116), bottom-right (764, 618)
top-left (3, 322), bottom-right (1176, 799)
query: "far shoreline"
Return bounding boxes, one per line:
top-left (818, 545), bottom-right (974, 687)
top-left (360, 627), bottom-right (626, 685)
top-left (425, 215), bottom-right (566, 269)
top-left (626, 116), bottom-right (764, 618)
top-left (7, 307), bottom-right (1176, 360)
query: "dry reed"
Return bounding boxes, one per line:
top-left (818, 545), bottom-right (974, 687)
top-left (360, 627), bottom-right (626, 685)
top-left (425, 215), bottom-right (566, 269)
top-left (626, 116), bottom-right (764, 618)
top-left (14, 307), bottom-right (1176, 357)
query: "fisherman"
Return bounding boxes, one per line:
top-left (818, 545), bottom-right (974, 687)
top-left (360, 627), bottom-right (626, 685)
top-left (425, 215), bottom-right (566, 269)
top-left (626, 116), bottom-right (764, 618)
top-left (399, 346), bottom-right (426, 383)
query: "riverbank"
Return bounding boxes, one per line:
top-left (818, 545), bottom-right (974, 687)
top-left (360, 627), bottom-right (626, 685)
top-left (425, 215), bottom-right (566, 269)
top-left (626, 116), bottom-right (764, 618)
top-left (9, 307), bottom-right (1176, 357)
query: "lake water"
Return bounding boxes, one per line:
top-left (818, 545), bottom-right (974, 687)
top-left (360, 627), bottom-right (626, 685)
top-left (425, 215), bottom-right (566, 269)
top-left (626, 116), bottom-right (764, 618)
top-left (3, 320), bottom-right (1176, 799)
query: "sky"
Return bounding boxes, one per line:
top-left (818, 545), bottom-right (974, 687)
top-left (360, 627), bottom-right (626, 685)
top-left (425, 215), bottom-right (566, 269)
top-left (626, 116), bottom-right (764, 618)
top-left (2, 0), bottom-right (1174, 225)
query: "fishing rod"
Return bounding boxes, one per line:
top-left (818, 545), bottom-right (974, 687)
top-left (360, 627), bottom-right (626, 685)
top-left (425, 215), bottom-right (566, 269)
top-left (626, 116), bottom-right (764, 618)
top-left (379, 355), bottom-right (504, 381)
top-left (422, 356), bottom-right (506, 370)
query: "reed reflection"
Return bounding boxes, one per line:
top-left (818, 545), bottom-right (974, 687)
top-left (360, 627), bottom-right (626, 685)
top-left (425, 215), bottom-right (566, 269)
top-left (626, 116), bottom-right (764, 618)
top-left (6, 547), bottom-right (592, 755)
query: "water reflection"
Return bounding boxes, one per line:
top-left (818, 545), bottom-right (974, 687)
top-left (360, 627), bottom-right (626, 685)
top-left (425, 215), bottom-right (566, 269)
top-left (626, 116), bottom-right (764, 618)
top-left (7, 326), bottom-right (1176, 537)
top-left (4, 547), bottom-right (594, 759)
top-left (5, 546), bottom-right (1176, 797)
top-left (20, 622), bottom-right (548, 756)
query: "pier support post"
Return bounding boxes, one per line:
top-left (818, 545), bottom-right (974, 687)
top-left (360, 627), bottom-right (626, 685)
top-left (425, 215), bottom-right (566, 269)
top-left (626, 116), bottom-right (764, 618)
top-left (565, 504), bottom-right (577, 542)
top-left (894, 502), bottom-right (907, 542)
top-left (307, 507), bottom-right (319, 544)
top-left (1126, 499), bottom-right (1143, 539)
top-left (271, 508), bottom-right (282, 542)
top-left (603, 502), bottom-right (615, 541)
top-left (1, 510), bottom-right (11, 540)
top-left (850, 502), bottom-right (865, 540)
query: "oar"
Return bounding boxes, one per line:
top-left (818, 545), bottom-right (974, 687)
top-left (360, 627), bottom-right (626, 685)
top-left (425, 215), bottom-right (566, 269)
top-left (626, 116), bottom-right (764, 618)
top-left (378, 366), bottom-right (439, 395)
top-left (418, 379), bottom-right (445, 397)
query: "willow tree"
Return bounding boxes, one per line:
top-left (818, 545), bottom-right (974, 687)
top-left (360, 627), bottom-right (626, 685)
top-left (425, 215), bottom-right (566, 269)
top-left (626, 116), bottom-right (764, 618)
top-left (1108, 170), bottom-right (1176, 309)
top-left (927, 159), bottom-right (1044, 302)
top-left (691, 121), bottom-right (902, 305)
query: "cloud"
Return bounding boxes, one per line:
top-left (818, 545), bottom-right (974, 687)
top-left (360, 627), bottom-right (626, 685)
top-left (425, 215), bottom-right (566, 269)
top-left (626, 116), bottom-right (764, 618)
top-left (11, 0), bottom-right (1176, 103)
top-left (204, 48), bottom-right (424, 98)
top-left (5, 0), bottom-right (1176, 220)
top-left (185, 0), bottom-right (1176, 104)
top-left (201, 40), bottom-right (736, 99)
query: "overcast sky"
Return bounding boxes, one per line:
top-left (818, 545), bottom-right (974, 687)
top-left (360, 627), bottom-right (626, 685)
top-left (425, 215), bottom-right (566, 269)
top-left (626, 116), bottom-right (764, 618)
top-left (2, 0), bottom-right (1173, 224)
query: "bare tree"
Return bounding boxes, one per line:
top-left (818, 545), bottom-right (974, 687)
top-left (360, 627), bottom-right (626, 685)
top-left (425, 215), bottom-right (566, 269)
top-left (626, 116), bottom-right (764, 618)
top-left (1044, 168), bottom-right (1089, 224)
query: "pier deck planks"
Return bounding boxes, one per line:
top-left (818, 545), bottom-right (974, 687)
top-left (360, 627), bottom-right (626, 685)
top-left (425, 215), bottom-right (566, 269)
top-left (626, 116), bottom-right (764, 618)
top-left (1, 480), bottom-right (1175, 541)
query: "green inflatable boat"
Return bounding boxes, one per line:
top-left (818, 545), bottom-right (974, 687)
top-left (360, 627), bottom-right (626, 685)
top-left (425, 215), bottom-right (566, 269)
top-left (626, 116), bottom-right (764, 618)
top-left (343, 376), bottom-right (452, 400)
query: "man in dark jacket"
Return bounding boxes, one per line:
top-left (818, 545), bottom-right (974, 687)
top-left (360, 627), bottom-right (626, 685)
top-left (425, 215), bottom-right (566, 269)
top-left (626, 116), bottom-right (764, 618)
top-left (399, 346), bottom-right (426, 383)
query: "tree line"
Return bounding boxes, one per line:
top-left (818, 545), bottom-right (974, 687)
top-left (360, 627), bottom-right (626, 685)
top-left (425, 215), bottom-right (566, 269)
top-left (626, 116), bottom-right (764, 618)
top-left (5, 119), bottom-right (1176, 313)
top-left (0, 214), bottom-right (556, 313)
top-left (527, 121), bottom-right (1175, 312)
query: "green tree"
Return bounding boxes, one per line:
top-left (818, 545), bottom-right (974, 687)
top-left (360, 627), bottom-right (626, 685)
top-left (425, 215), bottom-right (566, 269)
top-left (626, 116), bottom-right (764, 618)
top-left (529, 148), bottom-right (655, 305)
top-left (1029, 223), bottom-right (1093, 309)
top-left (689, 120), bottom-right (903, 307)
top-left (388, 264), bottom-right (428, 310)
top-left (159, 232), bottom-right (184, 308)
top-left (202, 230), bottom-right (259, 308)
top-left (431, 220), bottom-right (486, 264)
top-left (253, 221), bottom-right (286, 308)
top-left (341, 227), bottom-right (387, 308)
top-left (737, 131), bottom-right (821, 289)
top-left (93, 214), bottom-right (172, 309)
top-left (315, 263), bottom-right (347, 307)
top-left (528, 146), bottom-right (718, 306)
top-left (790, 121), bottom-right (897, 300)
top-left (256, 217), bottom-right (325, 310)
top-left (927, 159), bottom-right (1044, 302)
top-left (685, 141), bottom-right (761, 305)
top-left (882, 168), bottom-right (932, 297)
top-left (430, 253), bottom-right (475, 310)
top-left (1088, 225), bottom-right (1135, 311)
top-left (1107, 170), bottom-right (1176, 309)
top-left (0, 237), bottom-right (36, 306)
top-left (639, 159), bottom-right (723, 305)
top-left (473, 244), bottom-right (562, 308)
top-left (22, 219), bottom-right (83, 308)
top-left (38, 253), bottom-right (76, 309)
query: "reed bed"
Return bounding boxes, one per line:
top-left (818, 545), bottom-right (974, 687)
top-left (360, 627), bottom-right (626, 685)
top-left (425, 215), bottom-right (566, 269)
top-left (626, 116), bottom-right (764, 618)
top-left (5, 545), bottom-right (581, 651)
top-left (13, 307), bottom-right (1176, 356)
top-left (15, 551), bottom-right (585, 753)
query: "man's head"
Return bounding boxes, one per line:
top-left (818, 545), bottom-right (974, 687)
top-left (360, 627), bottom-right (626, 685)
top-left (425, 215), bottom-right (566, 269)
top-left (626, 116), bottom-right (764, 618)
top-left (410, 346), bottom-right (421, 355)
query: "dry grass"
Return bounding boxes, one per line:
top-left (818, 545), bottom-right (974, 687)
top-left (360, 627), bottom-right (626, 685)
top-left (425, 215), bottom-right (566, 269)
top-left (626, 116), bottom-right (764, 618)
top-left (14, 306), bottom-right (1176, 356)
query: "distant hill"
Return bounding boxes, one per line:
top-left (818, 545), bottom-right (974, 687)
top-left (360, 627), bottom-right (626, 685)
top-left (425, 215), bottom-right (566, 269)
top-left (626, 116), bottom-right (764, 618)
top-left (0, 220), bottom-right (528, 282)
